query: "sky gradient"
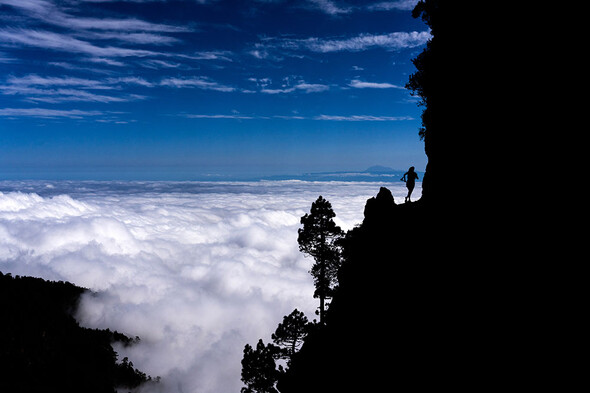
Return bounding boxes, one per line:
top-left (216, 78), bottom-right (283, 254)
top-left (0, 0), bottom-right (429, 180)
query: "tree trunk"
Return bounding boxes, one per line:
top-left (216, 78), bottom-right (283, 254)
top-left (319, 227), bottom-right (326, 325)
top-left (319, 294), bottom-right (325, 325)
top-left (291, 336), bottom-right (296, 356)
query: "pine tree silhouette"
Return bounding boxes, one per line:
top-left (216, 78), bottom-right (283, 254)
top-left (298, 196), bottom-right (343, 324)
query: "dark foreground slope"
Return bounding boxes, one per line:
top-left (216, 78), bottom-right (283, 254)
top-left (0, 272), bottom-right (152, 393)
top-left (279, 186), bottom-right (528, 392)
top-left (278, 191), bottom-right (459, 392)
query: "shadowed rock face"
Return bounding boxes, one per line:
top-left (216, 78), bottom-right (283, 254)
top-left (277, 2), bottom-right (516, 392)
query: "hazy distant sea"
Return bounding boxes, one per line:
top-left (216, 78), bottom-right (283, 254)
top-left (0, 179), bottom-right (421, 393)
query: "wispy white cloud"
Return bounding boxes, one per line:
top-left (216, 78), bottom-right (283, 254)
top-left (85, 57), bottom-right (127, 67)
top-left (0, 28), bottom-right (159, 57)
top-left (179, 112), bottom-right (412, 121)
top-left (0, 0), bottom-right (50, 14)
top-left (315, 114), bottom-right (413, 121)
top-left (303, 0), bottom-right (419, 15)
top-left (0, 0), bottom-right (190, 33)
top-left (0, 50), bottom-right (16, 63)
top-left (260, 81), bottom-right (329, 94)
top-left (0, 0), bottom-right (189, 65)
top-left (160, 76), bottom-right (236, 92)
top-left (306, 0), bottom-right (351, 15)
top-left (47, 61), bottom-right (120, 75)
top-left (192, 51), bottom-right (234, 62)
top-left (0, 74), bottom-right (152, 103)
top-left (0, 107), bottom-right (103, 118)
top-left (248, 44), bottom-right (284, 62)
top-left (61, 17), bottom-right (188, 33)
top-left (184, 114), bottom-right (259, 120)
top-left (349, 79), bottom-right (405, 89)
top-left (299, 31), bottom-right (431, 53)
top-left (75, 0), bottom-right (418, 13)
top-left (107, 76), bottom-right (154, 87)
top-left (367, 0), bottom-right (419, 11)
top-left (252, 30), bottom-right (430, 60)
top-left (77, 0), bottom-right (171, 2)
top-left (6, 74), bottom-right (113, 89)
top-left (81, 31), bottom-right (181, 45)
top-left (139, 59), bottom-right (182, 69)
top-left (5, 74), bottom-right (153, 90)
top-left (0, 86), bottom-right (131, 103)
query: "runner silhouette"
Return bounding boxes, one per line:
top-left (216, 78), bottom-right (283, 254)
top-left (401, 166), bottom-right (419, 203)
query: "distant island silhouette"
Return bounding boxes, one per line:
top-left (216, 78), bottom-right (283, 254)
top-left (258, 166), bottom-right (425, 183)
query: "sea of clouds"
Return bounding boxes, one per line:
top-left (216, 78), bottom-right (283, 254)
top-left (0, 180), bottom-right (420, 393)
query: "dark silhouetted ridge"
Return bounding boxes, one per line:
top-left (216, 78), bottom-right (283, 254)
top-left (277, 1), bottom-right (537, 392)
top-left (278, 186), bottom-right (517, 392)
top-left (0, 272), bottom-right (154, 393)
top-left (278, 190), bottom-right (440, 392)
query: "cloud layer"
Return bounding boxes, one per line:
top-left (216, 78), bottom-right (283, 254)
top-left (0, 180), bottom-right (420, 393)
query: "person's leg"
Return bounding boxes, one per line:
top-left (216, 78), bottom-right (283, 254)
top-left (407, 185), bottom-right (414, 202)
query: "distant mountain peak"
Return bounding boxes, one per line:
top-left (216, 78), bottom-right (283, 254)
top-left (363, 165), bottom-right (395, 173)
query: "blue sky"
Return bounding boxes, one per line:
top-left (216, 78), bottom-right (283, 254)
top-left (0, 0), bottom-right (429, 180)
